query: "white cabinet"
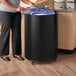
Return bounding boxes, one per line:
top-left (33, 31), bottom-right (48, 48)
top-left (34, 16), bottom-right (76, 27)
top-left (66, 2), bottom-right (76, 9)
top-left (54, 0), bottom-right (76, 10)
top-left (67, 0), bottom-right (76, 2)
top-left (54, 0), bottom-right (65, 2)
top-left (54, 2), bottom-right (65, 10)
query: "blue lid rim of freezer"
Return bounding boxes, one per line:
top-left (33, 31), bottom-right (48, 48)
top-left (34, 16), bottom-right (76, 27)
top-left (28, 8), bottom-right (56, 15)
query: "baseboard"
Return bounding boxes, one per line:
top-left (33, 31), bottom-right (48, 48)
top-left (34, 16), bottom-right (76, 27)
top-left (57, 48), bottom-right (76, 54)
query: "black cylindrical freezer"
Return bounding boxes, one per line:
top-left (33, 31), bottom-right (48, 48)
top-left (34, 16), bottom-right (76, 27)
top-left (24, 8), bottom-right (58, 63)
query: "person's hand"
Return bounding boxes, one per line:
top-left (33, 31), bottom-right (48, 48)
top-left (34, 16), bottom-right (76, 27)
top-left (29, 3), bottom-right (36, 7)
top-left (16, 7), bottom-right (30, 13)
top-left (22, 0), bottom-right (36, 7)
top-left (21, 7), bottom-right (30, 13)
top-left (16, 7), bottom-right (21, 12)
top-left (26, 1), bottom-right (36, 7)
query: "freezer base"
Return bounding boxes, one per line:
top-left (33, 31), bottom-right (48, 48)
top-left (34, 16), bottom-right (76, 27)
top-left (26, 56), bottom-right (57, 65)
top-left (25, 51), bottom-right (57, 64)
top-left (25, 51), bottom-right (57, 61)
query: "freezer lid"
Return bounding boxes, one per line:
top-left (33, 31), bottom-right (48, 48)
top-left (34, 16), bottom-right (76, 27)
top-left (30, 8), bottom-right (55, 15)
top-left (24, 8), bottom-right (56, 15)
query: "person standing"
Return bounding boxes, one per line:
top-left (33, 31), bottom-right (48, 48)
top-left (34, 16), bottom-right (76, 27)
top-left (0, 0), bottom-right (35, 61)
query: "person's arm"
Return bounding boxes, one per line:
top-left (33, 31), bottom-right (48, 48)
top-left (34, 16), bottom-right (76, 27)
top-left (1, 0), bottom-right (35, 12)
top-left (22, 0), bottom-right (36, 6)
top-left (0, 0), bottom-right (27, 12)
top-left (1, 0), bottom-right (17, 10)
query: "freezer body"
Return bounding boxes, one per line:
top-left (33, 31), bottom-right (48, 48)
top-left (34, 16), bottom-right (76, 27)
top-left (25, 9), bottom-right (58, 61)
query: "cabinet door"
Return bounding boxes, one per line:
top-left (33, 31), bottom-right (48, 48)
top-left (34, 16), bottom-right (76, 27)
top-left (58, 12), bottom-right (76, 50)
